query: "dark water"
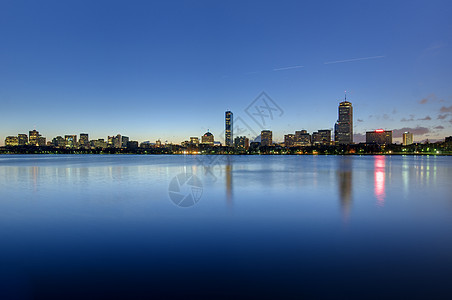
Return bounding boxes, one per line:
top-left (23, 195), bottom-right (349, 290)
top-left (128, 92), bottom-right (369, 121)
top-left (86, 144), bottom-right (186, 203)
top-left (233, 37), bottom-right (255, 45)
top-left (0, 155), bottom-right (451, 299)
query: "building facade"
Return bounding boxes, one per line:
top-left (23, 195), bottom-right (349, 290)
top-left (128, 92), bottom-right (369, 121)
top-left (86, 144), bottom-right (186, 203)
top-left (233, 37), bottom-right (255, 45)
top-left (5, 136), bottom-right (19, 146)
top-left (121, 136), bottom-right (129, 148)
top-left (234, 136), bottom-right (249, 150)
top-left (225, 111), bottom-right (233, 147)
top-left (18, 134), bottom-right (28, 145)
top-left (366, 130), bottom-right (393, 145)
top-left (52, 136), bottom-right (66, 147)
top-left (403, 132), bottom-right (413, 146)
top-left (335, 100), bottom-right (353, 144)
top-left (79, 133), bottom-right (89, 148)
top-left (201, 131), bottom-right (214, 145)
top-left (190, 137), bottom-right (199, 146)
top-left (65, 135), bottom-right (77, 148)
top-left (92, 139), bottom-right (107, 148)
top-left (312, 129), bottom-right (332, 145)
top-left (284, 134), bottom-right (295, 147)
top-left (261, 130), bottom-right (272, 147)
top-left (29, 130), bottom-right (40, 146)
top-left (294, 130), bottom-right (311, 146)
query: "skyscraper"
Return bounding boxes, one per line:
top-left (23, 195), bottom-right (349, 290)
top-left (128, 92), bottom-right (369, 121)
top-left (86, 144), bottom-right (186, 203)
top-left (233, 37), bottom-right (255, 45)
top-left (29, 130), bottom-right (40, 146)
top-left (335, 96), bottom-right (353, 144)
top-left (114, 134), bottom-right (122, 148)
top-left (225, 111), bottom-right (233, 147)
top-left (79, 133), bottom-right (89, 148)
top-left (261, 130), bottom-right (272, 147)
top-left (403, 132), bottom-right (413, 146)
top-left (121, 136), bottom-right (129, 148)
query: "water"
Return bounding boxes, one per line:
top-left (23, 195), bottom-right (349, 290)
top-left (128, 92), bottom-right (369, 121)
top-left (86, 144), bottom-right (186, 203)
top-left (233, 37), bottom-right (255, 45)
top-left (0, 155), bottom-right (451, 299)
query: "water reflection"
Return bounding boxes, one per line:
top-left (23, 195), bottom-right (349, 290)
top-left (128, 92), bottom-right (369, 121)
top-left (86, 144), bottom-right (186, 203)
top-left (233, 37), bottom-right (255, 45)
top-left (1, 155), bottom-right (452, 299)
top-left (225, 157), bottom-right (233, 207)
top-left (374, 156), bottom-right (386, 206)
top-left (337, 157), bottom-right (353, 221)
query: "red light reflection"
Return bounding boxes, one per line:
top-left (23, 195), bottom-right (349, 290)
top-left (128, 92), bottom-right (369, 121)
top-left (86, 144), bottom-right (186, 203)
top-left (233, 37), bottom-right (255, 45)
top-left (374, 156), bottom-right (386, 206)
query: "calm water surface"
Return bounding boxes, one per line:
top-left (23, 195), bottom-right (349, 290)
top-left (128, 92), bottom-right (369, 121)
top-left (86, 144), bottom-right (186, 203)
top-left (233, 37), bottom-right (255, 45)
top-left (0, 155), bottom-right (451, 299)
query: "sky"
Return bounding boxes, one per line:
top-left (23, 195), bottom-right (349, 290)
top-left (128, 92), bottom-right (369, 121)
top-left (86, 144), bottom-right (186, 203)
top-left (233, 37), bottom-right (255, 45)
top-left (1, 0), bottom-right (452, 145)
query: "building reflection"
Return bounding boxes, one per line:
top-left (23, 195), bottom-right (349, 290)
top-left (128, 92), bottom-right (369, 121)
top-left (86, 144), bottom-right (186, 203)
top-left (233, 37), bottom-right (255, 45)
top-left (32, 166), bottom-right (39, 193)
top-left (337, 157), bottom-right (353, 221)
top-left (225, 156), bottom-right (233, 207)
top-left (374, 156), bottom-right (386, 206)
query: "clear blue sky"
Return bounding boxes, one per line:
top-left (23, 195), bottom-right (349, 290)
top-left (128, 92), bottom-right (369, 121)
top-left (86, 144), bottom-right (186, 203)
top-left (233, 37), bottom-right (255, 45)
top-left (1, 0), bottom-right (451, 144)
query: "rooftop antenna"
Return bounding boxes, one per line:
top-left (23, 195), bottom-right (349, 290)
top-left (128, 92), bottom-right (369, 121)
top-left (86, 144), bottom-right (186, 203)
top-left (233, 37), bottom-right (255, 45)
top-left (345, 90), bottom-right (347, 102)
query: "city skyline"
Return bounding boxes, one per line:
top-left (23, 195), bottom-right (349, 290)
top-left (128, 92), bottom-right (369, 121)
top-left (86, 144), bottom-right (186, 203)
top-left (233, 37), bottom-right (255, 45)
top-left (1, 1), bottom-right (451, 144)
top-left (4, 102), bottom-right (452, 148)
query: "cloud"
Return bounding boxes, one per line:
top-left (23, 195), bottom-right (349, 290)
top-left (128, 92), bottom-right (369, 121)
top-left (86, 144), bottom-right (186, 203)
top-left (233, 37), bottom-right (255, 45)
top-left (418, 93), bottom-right (437, 104)
top-left (434, 125), bottom-right (444, 130)
top-left (419, 98), bottom-right (428, 104)
top-left (353, 133), bottom-right (366, 143)
top-left (417, 116), bottom-right (432, 121)
top-left (401, 115), bottom-right (415, 122)
top-left (393, 127), bottom-right (430, 138)
top-left (324, 55), bottom-right (385, 65)
top-left (273, 65), bottom-right (304, 71)
top-left (437, 114), bottom-right (448, 120)
top-left (440, 105), bottom-right (452, 113)
top-left (392, 109), bottom-right (397, 114)
top-left (383, 114), bottom-right (390, 120)
top-left (357, 119), bottom-right (364, 122)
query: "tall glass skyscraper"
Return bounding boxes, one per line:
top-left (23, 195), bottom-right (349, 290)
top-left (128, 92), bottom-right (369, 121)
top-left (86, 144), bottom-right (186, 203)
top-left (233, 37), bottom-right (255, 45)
top-left (335, 99), bottom-right (353, 145)
top-left (225, 111), bottom-right (233, 147)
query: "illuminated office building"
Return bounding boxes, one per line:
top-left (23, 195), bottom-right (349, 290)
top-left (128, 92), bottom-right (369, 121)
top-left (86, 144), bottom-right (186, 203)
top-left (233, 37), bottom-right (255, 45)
top-left (38, 136), bottom-right (46, 146)
top-left (190, 137), bottom-right (199, 146)
top-left (225, 111), bottom-right (233, 147)
top-left (201, 131), bottom-right (214, 145)
top-left (121, 136), bottom-right (129, 148)
top-left (29, 130), bottom-right (40, 146)
top-left (284, 134), bottom-right (295, 147)
top-left (312, 129), bottom-right (332, 145)
top-left (403, 132), bottom-right (413, 146)
top-left (52, 136), bottom-right (66, 147)
top-left (92, 139), bottom-right (107, 148)
top-left (65, 135), bottom-right (77, 148)
top-left (79, 133), bottom-right (89, 148)
top-left (294, 130), bottom-right (311, 146)
top-left (114, 134), bottom-right (122, 148)
top-left (234, 136), bottom-right (249, 150)
top-left (366, 130), bottom-right (392, 145)
top-left (335, 98), bottom-right (353, 144)
top-left (18, 134), bottom-right (28, 145)
top-left (5, 136), bottom-right (19, 146)
top-left (261, 130), bottom-right (272, 147)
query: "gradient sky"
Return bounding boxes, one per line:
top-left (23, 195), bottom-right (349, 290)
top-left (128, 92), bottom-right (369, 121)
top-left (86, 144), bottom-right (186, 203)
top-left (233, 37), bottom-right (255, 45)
top-left (1, 0), bottom-right (452, 145)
